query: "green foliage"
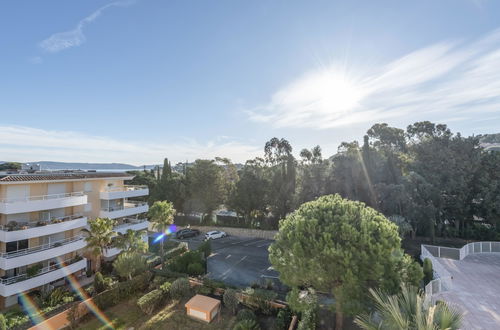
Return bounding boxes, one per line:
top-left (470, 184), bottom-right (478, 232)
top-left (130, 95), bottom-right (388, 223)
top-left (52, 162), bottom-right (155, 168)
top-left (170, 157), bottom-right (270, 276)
top-left (242, 288), bottom-right (277, 315)
top-left (160, 281), bottom-right (172, 294)
top-left (236, 309), bottom-right (257, 322)
top-left (0, 313), bottom-right (6, 330)
top-left (66, 303), bottom-right (80, 329)
top-left (286, 288), bottom-right (317, 314)
top-left (197, 239), bottom-right (212, 258)
top-left (223, 288), bottom-right (239, 315)
top-left (423, 258), bottom-right (433, 285)
top-left (269, 194), bottom-right (405, 326)
top-left (196, 285), bottom-right (213, 295)
top-left (233, 319), bottom-right (260, 330)
top-left (26, 263), bottom-right (43, 277)
top-left (113, 252), bottom-right (147, 280)
top-left (187, 262), bottom-right (205, 276)
top-left (83, 217), bottom-right (116, 271)
top-left (355, 285), bottom-right (462, 330)
top-left (94, 271), bottom-right (111, 293)
top-left (115, 229), bottom-right (148, 254)
top-left (137, 289), bottom-right (164, 315)
top-left (0, 162), bottom-right (21, 170)
top-left (93, 272), bottom-right (152, 310)
top-left (168, 250), bottom-right (204, 274)
top-left (297, 308), bottom-right (316, 330)
top-left (149, 200), bottom-right (176, 263)
top-left (170, 277), bottom-right (191, 299)
top-left (274, 307), bottom-right (292, 330)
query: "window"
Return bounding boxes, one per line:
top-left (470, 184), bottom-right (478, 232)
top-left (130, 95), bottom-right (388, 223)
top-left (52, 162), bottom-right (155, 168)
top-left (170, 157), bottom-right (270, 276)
top-left (6, 239), bottom-right (28, 253)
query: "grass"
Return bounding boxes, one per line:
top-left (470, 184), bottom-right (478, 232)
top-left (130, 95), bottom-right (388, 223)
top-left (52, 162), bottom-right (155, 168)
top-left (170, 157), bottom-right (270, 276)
top-left (76, 296), bottom-right (236, 330)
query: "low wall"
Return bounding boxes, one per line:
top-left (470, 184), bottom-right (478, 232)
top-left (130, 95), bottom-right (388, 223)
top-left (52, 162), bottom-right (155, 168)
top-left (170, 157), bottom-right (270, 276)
top-left (189, 226), bottom-right (277, 240)
top-left (29, 298), bottom-right (91, 330)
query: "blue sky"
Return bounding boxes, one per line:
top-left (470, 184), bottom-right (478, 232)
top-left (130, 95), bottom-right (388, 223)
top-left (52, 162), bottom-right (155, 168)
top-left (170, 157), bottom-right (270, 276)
top-left (1, 0), bottom-right (500, 164)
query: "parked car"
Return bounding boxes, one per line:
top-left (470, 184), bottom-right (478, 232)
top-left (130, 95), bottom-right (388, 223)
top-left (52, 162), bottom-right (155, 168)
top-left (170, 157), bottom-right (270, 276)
top-left (175, 228), bottom-right (200, 239)
top-left (204, 230), bottom-right (227, 240)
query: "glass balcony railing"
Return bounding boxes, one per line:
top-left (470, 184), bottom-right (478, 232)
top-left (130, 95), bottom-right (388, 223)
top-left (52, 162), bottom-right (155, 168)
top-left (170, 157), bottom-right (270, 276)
top-left (0, 235), bottom-right (84, 259)
top-left (104, 185), bottom-right (148, 192)
top-left (0, 213), bottom-right (85, 232)
top-left (0, 191), bottom-right (84, 204)
top-left (100, 201), bottom-right (148, 212)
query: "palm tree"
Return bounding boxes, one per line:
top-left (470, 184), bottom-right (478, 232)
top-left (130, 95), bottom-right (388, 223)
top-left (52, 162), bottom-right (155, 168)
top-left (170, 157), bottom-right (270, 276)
top-left (355, 285), bottom-right (462, 330)
top-left (82, 217), bottom-right (116, 272)
top-left (148, 200), bottom-right (175, 264)
top-left (115, 229), bottom-right (148, 254)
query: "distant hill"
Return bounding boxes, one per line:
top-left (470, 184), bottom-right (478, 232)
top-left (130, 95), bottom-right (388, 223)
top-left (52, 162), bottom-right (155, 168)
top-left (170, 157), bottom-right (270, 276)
top-left (17, 161), bottom-right (158, 171)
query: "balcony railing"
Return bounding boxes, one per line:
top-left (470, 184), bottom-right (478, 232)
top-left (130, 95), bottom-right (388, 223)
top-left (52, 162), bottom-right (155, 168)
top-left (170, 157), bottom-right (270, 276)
top-left (0, 191), bottom-right (85, 204)
top-left (0, 213), bottom-right (84, 232)
top-left (0, 256), bottom-right (84, 285)
top-left (114, 218), bottom-right (149, 230)
top-left (101, 201), bottom-right (148, 212)
top-left (0, 235), bottom-right (84, 259)
top-left (104, 185), bottom-right (148, 192)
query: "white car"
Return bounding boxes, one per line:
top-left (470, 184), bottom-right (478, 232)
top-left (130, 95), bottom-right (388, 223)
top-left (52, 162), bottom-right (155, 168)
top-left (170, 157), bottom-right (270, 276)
top-left (205, 230), bottom-right (227, 240)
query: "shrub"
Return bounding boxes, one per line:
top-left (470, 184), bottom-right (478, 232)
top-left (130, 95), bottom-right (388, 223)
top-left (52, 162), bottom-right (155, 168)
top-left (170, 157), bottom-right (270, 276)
top-left (237, 309), bottom-right (256, 322)
top-left (94, 287), bottom-right (120, 310)
top-left (274, 307), bottom-right (292, 330)
top-left (203, 278), bottom-right (227, 290)
top-left (187, 262), bottom-right (205, 276)
top-left (196, 285), bottom-right (212, 295)
top-left (169, 250), bottom-right (204, 274)
top-left (94, 272), bottom-right (107, 294)
top-left (223, 288), bottom-right (239, 315)
top-left (197, 240), bottom-right (212, 258)
top-left (170, 277), bottom-right (191, 299)
top-left (243, 288), bottom-right (277, 315)
top-left (160, 281), bottom-right (172, 294)
top-left (423, 258), bottom-right (433, 285)
top-left (66, 303), bottom-right (80, 329)
top-left (0, 314), bottom-right (6, 330)
top-left (233, 319), bottom-right (260, 330)
top-left (297, 308), bottom-right (316, 330)
top-left (137, 289), bottom-right (164, 315)
top-left (113, 252), bottom-right (147, 280)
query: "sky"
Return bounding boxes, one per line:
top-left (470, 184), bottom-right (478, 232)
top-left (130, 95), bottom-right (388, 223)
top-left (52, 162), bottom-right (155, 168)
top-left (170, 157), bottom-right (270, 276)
top-left (1, 0), bottom-right (500, 165)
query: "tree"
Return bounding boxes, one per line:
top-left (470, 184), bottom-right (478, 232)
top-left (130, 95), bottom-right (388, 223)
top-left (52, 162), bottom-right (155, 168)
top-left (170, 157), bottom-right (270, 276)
top-left (269, 194), bottom-right (421, 329)
top-left (0, 313), bottom-right (6, 330)
top-left (223, 288), bottom-right (239, 315)
top-left (115, 229), bottom-right (148, 254)
top-left (151, 158), bottom-right (187, 212)
top-left (185, 159), bottom-right (225, 221)
top-left (148, 200), bottom-right (175, 264)
top-left (82, 217), bottom-right (116, 271)
top-left (113, 252), bottom-right (147, 280)
top-left (355, 285), bottom-right (462, 330)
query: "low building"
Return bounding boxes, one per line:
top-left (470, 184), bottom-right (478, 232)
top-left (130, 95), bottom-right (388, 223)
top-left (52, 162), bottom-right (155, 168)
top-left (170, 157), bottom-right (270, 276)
top-left (185, 294), bottom-right (221, 323)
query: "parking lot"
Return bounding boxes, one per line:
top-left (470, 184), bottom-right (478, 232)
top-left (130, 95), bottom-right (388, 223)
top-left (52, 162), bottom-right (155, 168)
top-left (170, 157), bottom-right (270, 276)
top-left (173, 234), bottom-right (280, 288)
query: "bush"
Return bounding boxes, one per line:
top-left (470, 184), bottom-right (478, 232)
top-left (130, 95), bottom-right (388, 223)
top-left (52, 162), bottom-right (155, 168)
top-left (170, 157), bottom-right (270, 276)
top-left (94, 272), bottom-right (108, 294)
top-left (0, 314), bottom-right (6, 330)
top-left (66, 303), bottom-right (80, 329)
top-left (237, 309), bottom-right (256, 322)
top-left (160, 281), bottom-right (172, 294)
top-left (274, 307), bottom-right (292, 330)
top-left (152, 276), bottom-right (169, 289)
top-left (243, 288), bottom-right (277, 315)
top-left (187, 262), bottom-right (205, 276)
top-left (233, 319), bottom-right (260, 330)
top-left (197, 240), bottom-right (212, 258)
top-left (168, 250), bottom-right (204, 274)
top-left (423, 258), bottom-right (433, 285)
top-left (137, 289), bottom-right (164, 315)
top-left (223, 288), bottom-right (239, 315)
top-left (297, 308), bottom-right (316, 330)
top-left (203, 278), bottom-right (227, 290)
top-left (170, 277), bottom-right (191, 299)
top-left (196, 285), bottom-right (213, 295)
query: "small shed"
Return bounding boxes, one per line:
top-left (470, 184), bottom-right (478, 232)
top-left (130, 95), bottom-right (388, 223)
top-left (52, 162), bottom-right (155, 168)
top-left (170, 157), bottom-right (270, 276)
top-left (185, 294), bottom-right (221, 323)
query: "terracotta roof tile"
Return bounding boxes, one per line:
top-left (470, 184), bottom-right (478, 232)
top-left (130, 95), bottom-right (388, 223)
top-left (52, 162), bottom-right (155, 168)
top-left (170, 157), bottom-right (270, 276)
top-left (0, 172), bottom-right (132, 182)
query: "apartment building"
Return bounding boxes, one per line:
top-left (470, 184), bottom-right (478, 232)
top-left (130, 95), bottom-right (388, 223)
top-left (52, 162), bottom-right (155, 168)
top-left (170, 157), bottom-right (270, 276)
top-left (0, 171), bottom-right (149, 309)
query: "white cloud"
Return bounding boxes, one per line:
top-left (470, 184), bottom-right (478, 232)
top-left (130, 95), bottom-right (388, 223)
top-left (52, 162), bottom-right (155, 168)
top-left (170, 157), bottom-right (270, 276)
top-left (248, 28), bottom-right (500, 130)
top-left (39, 0), bottom-right (135, 53)
top-left (0, 126), bottom-right (261, 165)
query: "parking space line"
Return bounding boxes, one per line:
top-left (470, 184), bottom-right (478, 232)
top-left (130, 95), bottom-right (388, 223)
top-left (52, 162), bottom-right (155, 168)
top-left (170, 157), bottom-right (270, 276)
top-left (244, 239), bottom-right (268, 246)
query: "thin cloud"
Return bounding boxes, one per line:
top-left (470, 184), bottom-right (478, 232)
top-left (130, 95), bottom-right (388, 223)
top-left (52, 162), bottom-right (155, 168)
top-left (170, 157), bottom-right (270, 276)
top-left (39, 0), bottom-right (135, 53)
top-left (248, 28), bottom-right (500, 129)
top-left (0, 126), bottom-right (261, 165)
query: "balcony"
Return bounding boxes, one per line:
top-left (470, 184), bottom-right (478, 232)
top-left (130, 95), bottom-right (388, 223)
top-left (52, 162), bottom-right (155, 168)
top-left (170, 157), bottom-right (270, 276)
top-left (100, 185), bottom-right (149, 200)
top-left (0, 257), bottom-right (86, 297)
top-left (103, 247), bottom-right (121, 258)
top-left (0, 236), bottom-right (86, 269)
top-left (99, 201), bottom-right (149, 219)
top-left (0, 192), bottom-right (87, 214)
top-left (113, 218), bottom-right (150, 235)
top-left (0, 214), bottom-right (87, 242)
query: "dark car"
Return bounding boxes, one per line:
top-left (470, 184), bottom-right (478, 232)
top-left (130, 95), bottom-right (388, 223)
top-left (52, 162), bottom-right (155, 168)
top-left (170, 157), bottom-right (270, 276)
top-left (175, 228), bottom-right (200, 239)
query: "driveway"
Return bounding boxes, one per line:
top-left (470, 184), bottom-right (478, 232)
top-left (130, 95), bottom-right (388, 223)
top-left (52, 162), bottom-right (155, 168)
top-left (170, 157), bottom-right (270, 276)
top-left (173, 234), bottom-right (280, 288)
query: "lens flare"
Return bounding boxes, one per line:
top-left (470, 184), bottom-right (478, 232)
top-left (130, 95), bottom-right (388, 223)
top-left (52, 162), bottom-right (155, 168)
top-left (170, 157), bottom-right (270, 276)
top-left (56, 256), bottom-right (115, 329)
top-left (18, 291), bottom-right (48, 327)
top-left (152, 224), bottom-right (177, 244)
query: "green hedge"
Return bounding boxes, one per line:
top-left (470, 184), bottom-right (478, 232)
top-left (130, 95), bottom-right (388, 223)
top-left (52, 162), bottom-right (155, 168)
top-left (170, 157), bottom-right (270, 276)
top-left (93, 272), bottom-right (152, 310)
top-left (137, 289), bottom-right (164, 315)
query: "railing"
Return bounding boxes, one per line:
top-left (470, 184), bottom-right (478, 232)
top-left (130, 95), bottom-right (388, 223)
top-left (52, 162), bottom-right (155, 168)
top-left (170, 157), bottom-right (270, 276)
top-left (101, 201), bottom-right (148, 212)
top-left (421, 241), bottom-right (500, 300)
top-left (0, 191), bottom-right (84, 204)
top-left (104, 185), bottom-right (148, 192)
top-left (113, 218), bottom-right (148, 230)
top-left (0, 235), bottom-right (83, 258)
top-left (0, 213), bottom-right (85, 232)
top-left (0, 257), bottom-right (83, 285)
